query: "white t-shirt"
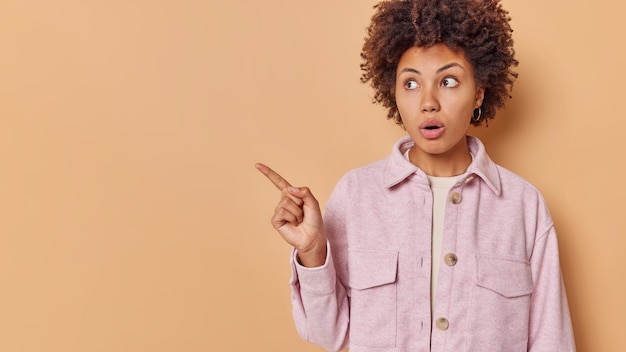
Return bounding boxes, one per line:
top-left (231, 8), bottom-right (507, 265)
top-left (404, 149), bottom-right (460, 313)
top-left (426, 175), bottom-right (457, 312)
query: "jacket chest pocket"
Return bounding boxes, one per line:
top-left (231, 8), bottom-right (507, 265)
top-left (348, 249), bottom-right (398, 348)
top-left (476, 257), bottom-right (534, 298)
top-left (467, 256), bottom-right (534, 351)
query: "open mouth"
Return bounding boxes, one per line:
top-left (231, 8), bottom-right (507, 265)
top-left (419, 120), bottom-right (445, 139)
top-left (420, 120), bottom-right (444, 130)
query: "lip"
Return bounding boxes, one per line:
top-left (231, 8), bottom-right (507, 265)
top-left (419, 120), bottom-right (445, 139)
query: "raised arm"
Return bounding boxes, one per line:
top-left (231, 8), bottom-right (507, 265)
top-left (256, 163), bottom-right (350, 351)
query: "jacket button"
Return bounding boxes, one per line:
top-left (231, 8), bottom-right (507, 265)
top-left (436, 317), bottom-right (449, 331)
top-left (444, 253), bottom-right (458, 266)
top-left (450, 192), bottom-right (462, 204)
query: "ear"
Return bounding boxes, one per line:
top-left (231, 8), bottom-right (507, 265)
top-left (475, 86), bottom-right (485, 108)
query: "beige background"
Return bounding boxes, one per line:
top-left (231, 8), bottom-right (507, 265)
top-left (0, 0), bottom-right (624, 351)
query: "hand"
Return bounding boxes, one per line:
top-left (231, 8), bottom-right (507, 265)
top-left (255, 163), bottom-right (327, 267)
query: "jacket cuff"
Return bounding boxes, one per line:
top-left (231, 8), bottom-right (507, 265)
top-left (291, 241), bottom-right (336, 295)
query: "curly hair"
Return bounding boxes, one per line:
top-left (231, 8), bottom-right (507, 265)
top-left (360, 0), bottom-right (518, 126)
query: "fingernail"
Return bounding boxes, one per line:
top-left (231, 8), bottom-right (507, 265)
top-left (288, 187), bottom-right (299, 193)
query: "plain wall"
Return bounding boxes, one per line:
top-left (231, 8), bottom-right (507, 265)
top-left (1, 0), bottom-right (624, 351)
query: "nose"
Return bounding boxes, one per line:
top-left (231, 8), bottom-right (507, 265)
top-left (420, 87), bottom-right (440, 113)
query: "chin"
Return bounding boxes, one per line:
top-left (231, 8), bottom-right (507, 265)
top-left (413, 139), bottom-right (447, 153)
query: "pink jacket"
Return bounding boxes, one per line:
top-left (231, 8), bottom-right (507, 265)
top-left (290, 136), bottom-right (575, 352)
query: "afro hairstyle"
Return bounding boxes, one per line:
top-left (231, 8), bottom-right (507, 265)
top-left (360, 0), bottom-right (518, 126)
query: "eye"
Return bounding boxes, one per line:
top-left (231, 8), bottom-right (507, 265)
top-left (405, 79), bottom-right (418, 90)
top-left (442, 77), bottom-right (459, 88)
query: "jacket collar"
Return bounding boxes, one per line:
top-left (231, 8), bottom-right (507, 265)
top-left (382, 135), bottom-right (502, 196)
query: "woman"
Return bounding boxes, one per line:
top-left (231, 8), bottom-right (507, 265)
top-left (256, 0), bottom-right (575, 351)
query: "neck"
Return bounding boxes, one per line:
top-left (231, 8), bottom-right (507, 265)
top-left (408, 141), bottom-right (472, 177)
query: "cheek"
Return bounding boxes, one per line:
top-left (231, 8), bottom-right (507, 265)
top-left (444, 93), bottom-right (476, 114)
top-left (395, 96), bottom-right (413, 119)
top-left (395, 90), bottom-right (418, 112)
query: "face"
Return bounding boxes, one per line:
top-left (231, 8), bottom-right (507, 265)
top-left (395, 44), bottom-right (484, 160)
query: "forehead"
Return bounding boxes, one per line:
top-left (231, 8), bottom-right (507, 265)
top-left (397, 43), bottom-right (474, 74)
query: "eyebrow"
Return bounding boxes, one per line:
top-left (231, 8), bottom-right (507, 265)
top-left (399, 62), bottom-right (464, 75)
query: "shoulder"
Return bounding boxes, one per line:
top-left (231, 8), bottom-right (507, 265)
top-left (322, 157), bottom-right (390, 222)
top-left (468, 135), bottom-right (545, 202)
top-left (340, 158), bottom-right (388, 185)
top-left (493, 164), bottom-right (554, 230)
top-left (335, 136), bottom-right (416, 191)
top-left (496, 164), bottom-right (545, 200)
top-left (327, 158), bottom-right (390, 204)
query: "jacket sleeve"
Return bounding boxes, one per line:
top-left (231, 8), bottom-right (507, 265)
top-left (290, 238), bottom-right (350, 351)
top-left (527, 224), bottom-right (576, 351)
top-left (288, 174), bottom-right (354, 351)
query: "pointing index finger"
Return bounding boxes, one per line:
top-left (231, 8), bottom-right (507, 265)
top-left (255, 163), bottom-right (293, 191)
